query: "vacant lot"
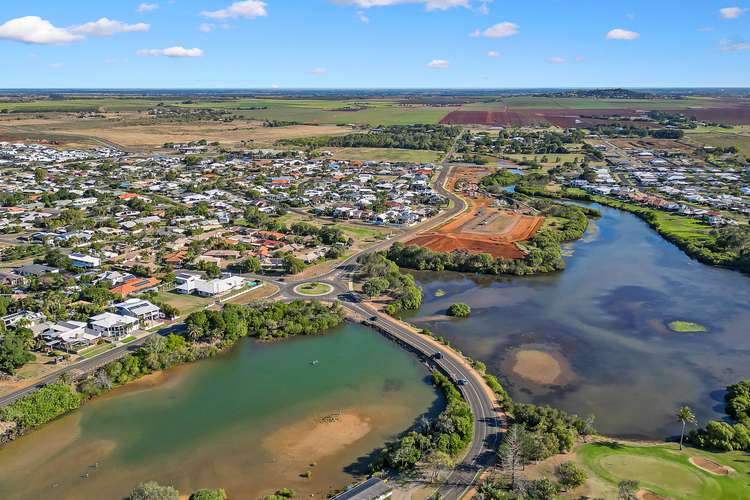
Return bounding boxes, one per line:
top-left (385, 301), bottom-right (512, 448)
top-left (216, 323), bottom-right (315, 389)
top-left (321, 147), bottom-right (441, 163)
top-left (686, 126), bottom-right (750, 156)
top-left (0, 116), bottom-right (356, 149)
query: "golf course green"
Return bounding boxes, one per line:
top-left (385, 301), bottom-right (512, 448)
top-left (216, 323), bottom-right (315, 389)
top-left (577, 442), bottom-right (749, 499)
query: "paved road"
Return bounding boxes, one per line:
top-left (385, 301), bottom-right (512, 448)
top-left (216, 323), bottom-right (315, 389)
top-left (343, 300), bottom-right (501, 499)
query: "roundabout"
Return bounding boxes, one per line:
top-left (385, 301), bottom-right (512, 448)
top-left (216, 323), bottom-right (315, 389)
top-left (293, 281), bottom-right (336, 297)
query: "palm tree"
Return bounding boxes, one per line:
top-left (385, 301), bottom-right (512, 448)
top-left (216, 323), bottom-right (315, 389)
top-left (676, 406), bottom-right (697, 450)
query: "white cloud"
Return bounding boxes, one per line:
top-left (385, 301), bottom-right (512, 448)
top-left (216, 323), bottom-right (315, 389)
top-left (548, 56), bottom-right (566, 64)
top-left (482, 22), bottom-right (520, 38)
top-left (202, 0), bottom-right (268, 19)
top-left (0, 16), bottom-right (82, 44)
top-left (271, 84), bottom-right (281, 89)
top-left (487, 50), bottom-right (500, 57)
top-left (199, 23), bottom-right (215, 32)
top-left (71, 18), bottom-right (150, 37)
top-left (310, 67), bottom-right (327, 75)
top-left (137, 46), bottom-right (204, 57)
top-left (720, 7), bottom-right (748, 19)
top-left (720, 39), bottom-right (750, 51)
top-left (606, 28), bottom-right (640, 40)
top-left (48, 62), bottom-right (64, 69)
top-left (357, 10), bottom-right (370, 22)
top-left (469, 29), bottom-right (480, 37)
top-left (333, 0), bottom-right (469, 11)
top-left (575, 55), bottom-right (586, 62)
top-left (698, 26), bottom-right (716, 32)
top-left (137, 3), bottom-right (159, 13)
top-left (427, 59), bottom-right (449, 69)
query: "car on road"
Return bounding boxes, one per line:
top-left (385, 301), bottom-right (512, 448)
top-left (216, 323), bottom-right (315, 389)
top-left (457, 378), bottom-right (469, 386)
top-left (369, 316), bottom-right (378, 322)
top-left (432, 352), bottom-right (443, 360)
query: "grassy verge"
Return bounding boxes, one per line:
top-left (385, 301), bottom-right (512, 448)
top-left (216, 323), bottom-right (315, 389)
top-left (79, 344), bottom-right (115, 359)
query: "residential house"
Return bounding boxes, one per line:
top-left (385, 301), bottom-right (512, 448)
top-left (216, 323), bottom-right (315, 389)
top-left (113, 298), bottom-right (163, 325)
top-left (87, 312), bottom-right (139, 340)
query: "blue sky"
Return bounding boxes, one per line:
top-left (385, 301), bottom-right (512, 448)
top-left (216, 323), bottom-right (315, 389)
top-left (0, 0), bottom-right (748, 88)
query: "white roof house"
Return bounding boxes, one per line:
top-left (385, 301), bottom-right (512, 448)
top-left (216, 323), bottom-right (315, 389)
top-left (176, 275), bottom-right (246, 297)
top-left (88, 312), bottom-right (139, 339)
top-left (113, 298), bottom-right (162, 323)
top-left (69, 253), bottom-right (101, 268)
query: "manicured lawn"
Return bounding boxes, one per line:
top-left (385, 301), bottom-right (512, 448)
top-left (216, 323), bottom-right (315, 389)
top-left (152, 291), bottom-right (213, 315)
top-left (121, 335), bottom-right (138, 344)
top-left (294, 282), bottom-right (334, 296)
top-left (577, 442), bottom-right (750, 500)
top-left (79, 344), bottom-right (115, 359)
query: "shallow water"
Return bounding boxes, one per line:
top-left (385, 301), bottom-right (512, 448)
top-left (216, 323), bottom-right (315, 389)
top-left (407, 203), bottom-right (750, 439)
top-left (0, 324), bottom-right (438, 500)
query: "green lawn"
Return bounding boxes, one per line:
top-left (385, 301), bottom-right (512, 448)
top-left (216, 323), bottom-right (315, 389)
top-left (152, 291), bottom-right (213, 315)
top-left (577, 442), bottom-right (750, 500)
top-left (79, 343), bottom-right (115, 359)
top-left (121, 335), bottom-right (138, 344)
top-left (668, 321), bottom-right (708, 333)
top-left (323, 147), bottom-right (441, 163)
top-left (294, 282), bottom-right (334, 296)
top-left (685, 126), bottom-right (750, 157)
top-left (0, 98), bottom-right (173, 113)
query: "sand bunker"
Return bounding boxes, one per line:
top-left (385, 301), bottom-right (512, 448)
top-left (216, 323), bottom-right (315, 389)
top-left (689, 456), bottom-right (734, 476)
top-left (637, 490), bottom-right (669, 500)
top-left (263, 412), bottom-right (372, 463)
top-left (508, 348), bottom-right (574, 386)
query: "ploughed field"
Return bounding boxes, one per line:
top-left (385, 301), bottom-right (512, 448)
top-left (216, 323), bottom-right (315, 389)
top-left (440, 98), bottom-right (750, 127)
top-left (405, 166), bottom-right (543, 259)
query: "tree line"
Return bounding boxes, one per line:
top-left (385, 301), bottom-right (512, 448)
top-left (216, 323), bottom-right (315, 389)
top-left (282, 124), bottom-right (462, 152)
top-left (358, 252), bottom-right (423, 315)
top-left (690, 379), bottom-right (750, 451)
top-left (375, 371), bottom-right (472, 471)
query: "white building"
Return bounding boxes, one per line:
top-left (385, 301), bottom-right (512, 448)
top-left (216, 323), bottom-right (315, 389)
top-left (69, 253), bottom-right (101, 268)
top-left (87, 312), bottom-right (139, 340)
top-left (113, 298), bottom-right (162, 324)
top-left (176, 274), bottom-right (246, 297)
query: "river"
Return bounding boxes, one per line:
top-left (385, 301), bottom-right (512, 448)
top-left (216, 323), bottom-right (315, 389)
top-left (0, 324), bottom-right (439, 500)
top-left (407, 203), bottom-right (750, 439)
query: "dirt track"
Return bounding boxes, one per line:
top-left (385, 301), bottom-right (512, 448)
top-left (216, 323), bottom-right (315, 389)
top-left (405, 166), bottom-right (544, 259)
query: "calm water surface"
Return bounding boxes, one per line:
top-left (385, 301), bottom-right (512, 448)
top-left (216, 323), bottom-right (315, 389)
top-left (408, 203), bottom-right (750, 439)
top-left (0, 324), bottom-right (438, 500)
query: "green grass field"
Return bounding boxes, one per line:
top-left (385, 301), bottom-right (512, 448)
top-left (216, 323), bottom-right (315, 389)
top-left (0, 98), bottom-right (171, 113)
top-left (323, 147), bottom-right (441, 163)
top-left (577, 442), bottom-right (750, 500)
top-left (668, 321), bottom-right (708, 333)
top-left (685, 126), bottom-right (750, 157)
top-left (180, 98), bottom-right (455, 125)
top-left (293, 282), bottom-right (334, 296)
top-left (152, 291), bottom-right (213, 315)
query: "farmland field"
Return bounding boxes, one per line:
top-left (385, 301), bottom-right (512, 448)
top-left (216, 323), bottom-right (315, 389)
top-left (685, 125), bottom-right (750, 156)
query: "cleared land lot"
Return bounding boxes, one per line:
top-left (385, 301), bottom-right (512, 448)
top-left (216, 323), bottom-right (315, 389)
top-left (0, 116), bottom-right (356, 149)
top-left (320, 147), bottom-right (441, 163)
top-left (405, 166), bottom-right (543, 259)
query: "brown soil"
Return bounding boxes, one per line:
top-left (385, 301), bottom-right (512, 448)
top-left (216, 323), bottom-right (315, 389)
top-left (689, 456), bottom-right (735, 476)
top-left (405, 166), bottom-right (543, 259)
top-left (504, 347), bottom-right (576, 386)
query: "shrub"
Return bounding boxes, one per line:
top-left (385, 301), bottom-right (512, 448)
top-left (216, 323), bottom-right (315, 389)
top-left (556, 461), bottom-right (587, 490)
top-left (447, 303), bottom-right (471, 318)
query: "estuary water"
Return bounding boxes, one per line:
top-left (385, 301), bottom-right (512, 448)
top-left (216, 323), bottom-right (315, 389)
top-left (408, 203), bottom-right (750, 438)
top-left (0, 324), bottom-right (438, 500)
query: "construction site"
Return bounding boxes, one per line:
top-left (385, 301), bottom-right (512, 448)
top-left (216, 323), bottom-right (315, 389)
top-left (406, 166), bottom-right (545, 260)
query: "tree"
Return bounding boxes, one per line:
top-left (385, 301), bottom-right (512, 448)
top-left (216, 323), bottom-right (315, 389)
top-left (498, 424), bottom-right (526, 488)
top-left (129, 481), bottom-right (180, 500)
top-left (618, 480), bottom-right (639, 500)
top-left (363, 277), bottom-right (390, 297)
top-left (0, 331), bottom-right (35, 375)
top-left (283, 254), bottom-right (305, 275)
top-left (676, 406), bottom-right (697, 450)
top-left (424, 449), bottom-right (454, 482)
top-left (235, 256), bottom-right (261, 274)
top-left (447, 303), bottom-right (471, 318)
top-left (189, 489), bottom-right (227, 500)
top-left (556, 461), bottom-right (587, 490)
